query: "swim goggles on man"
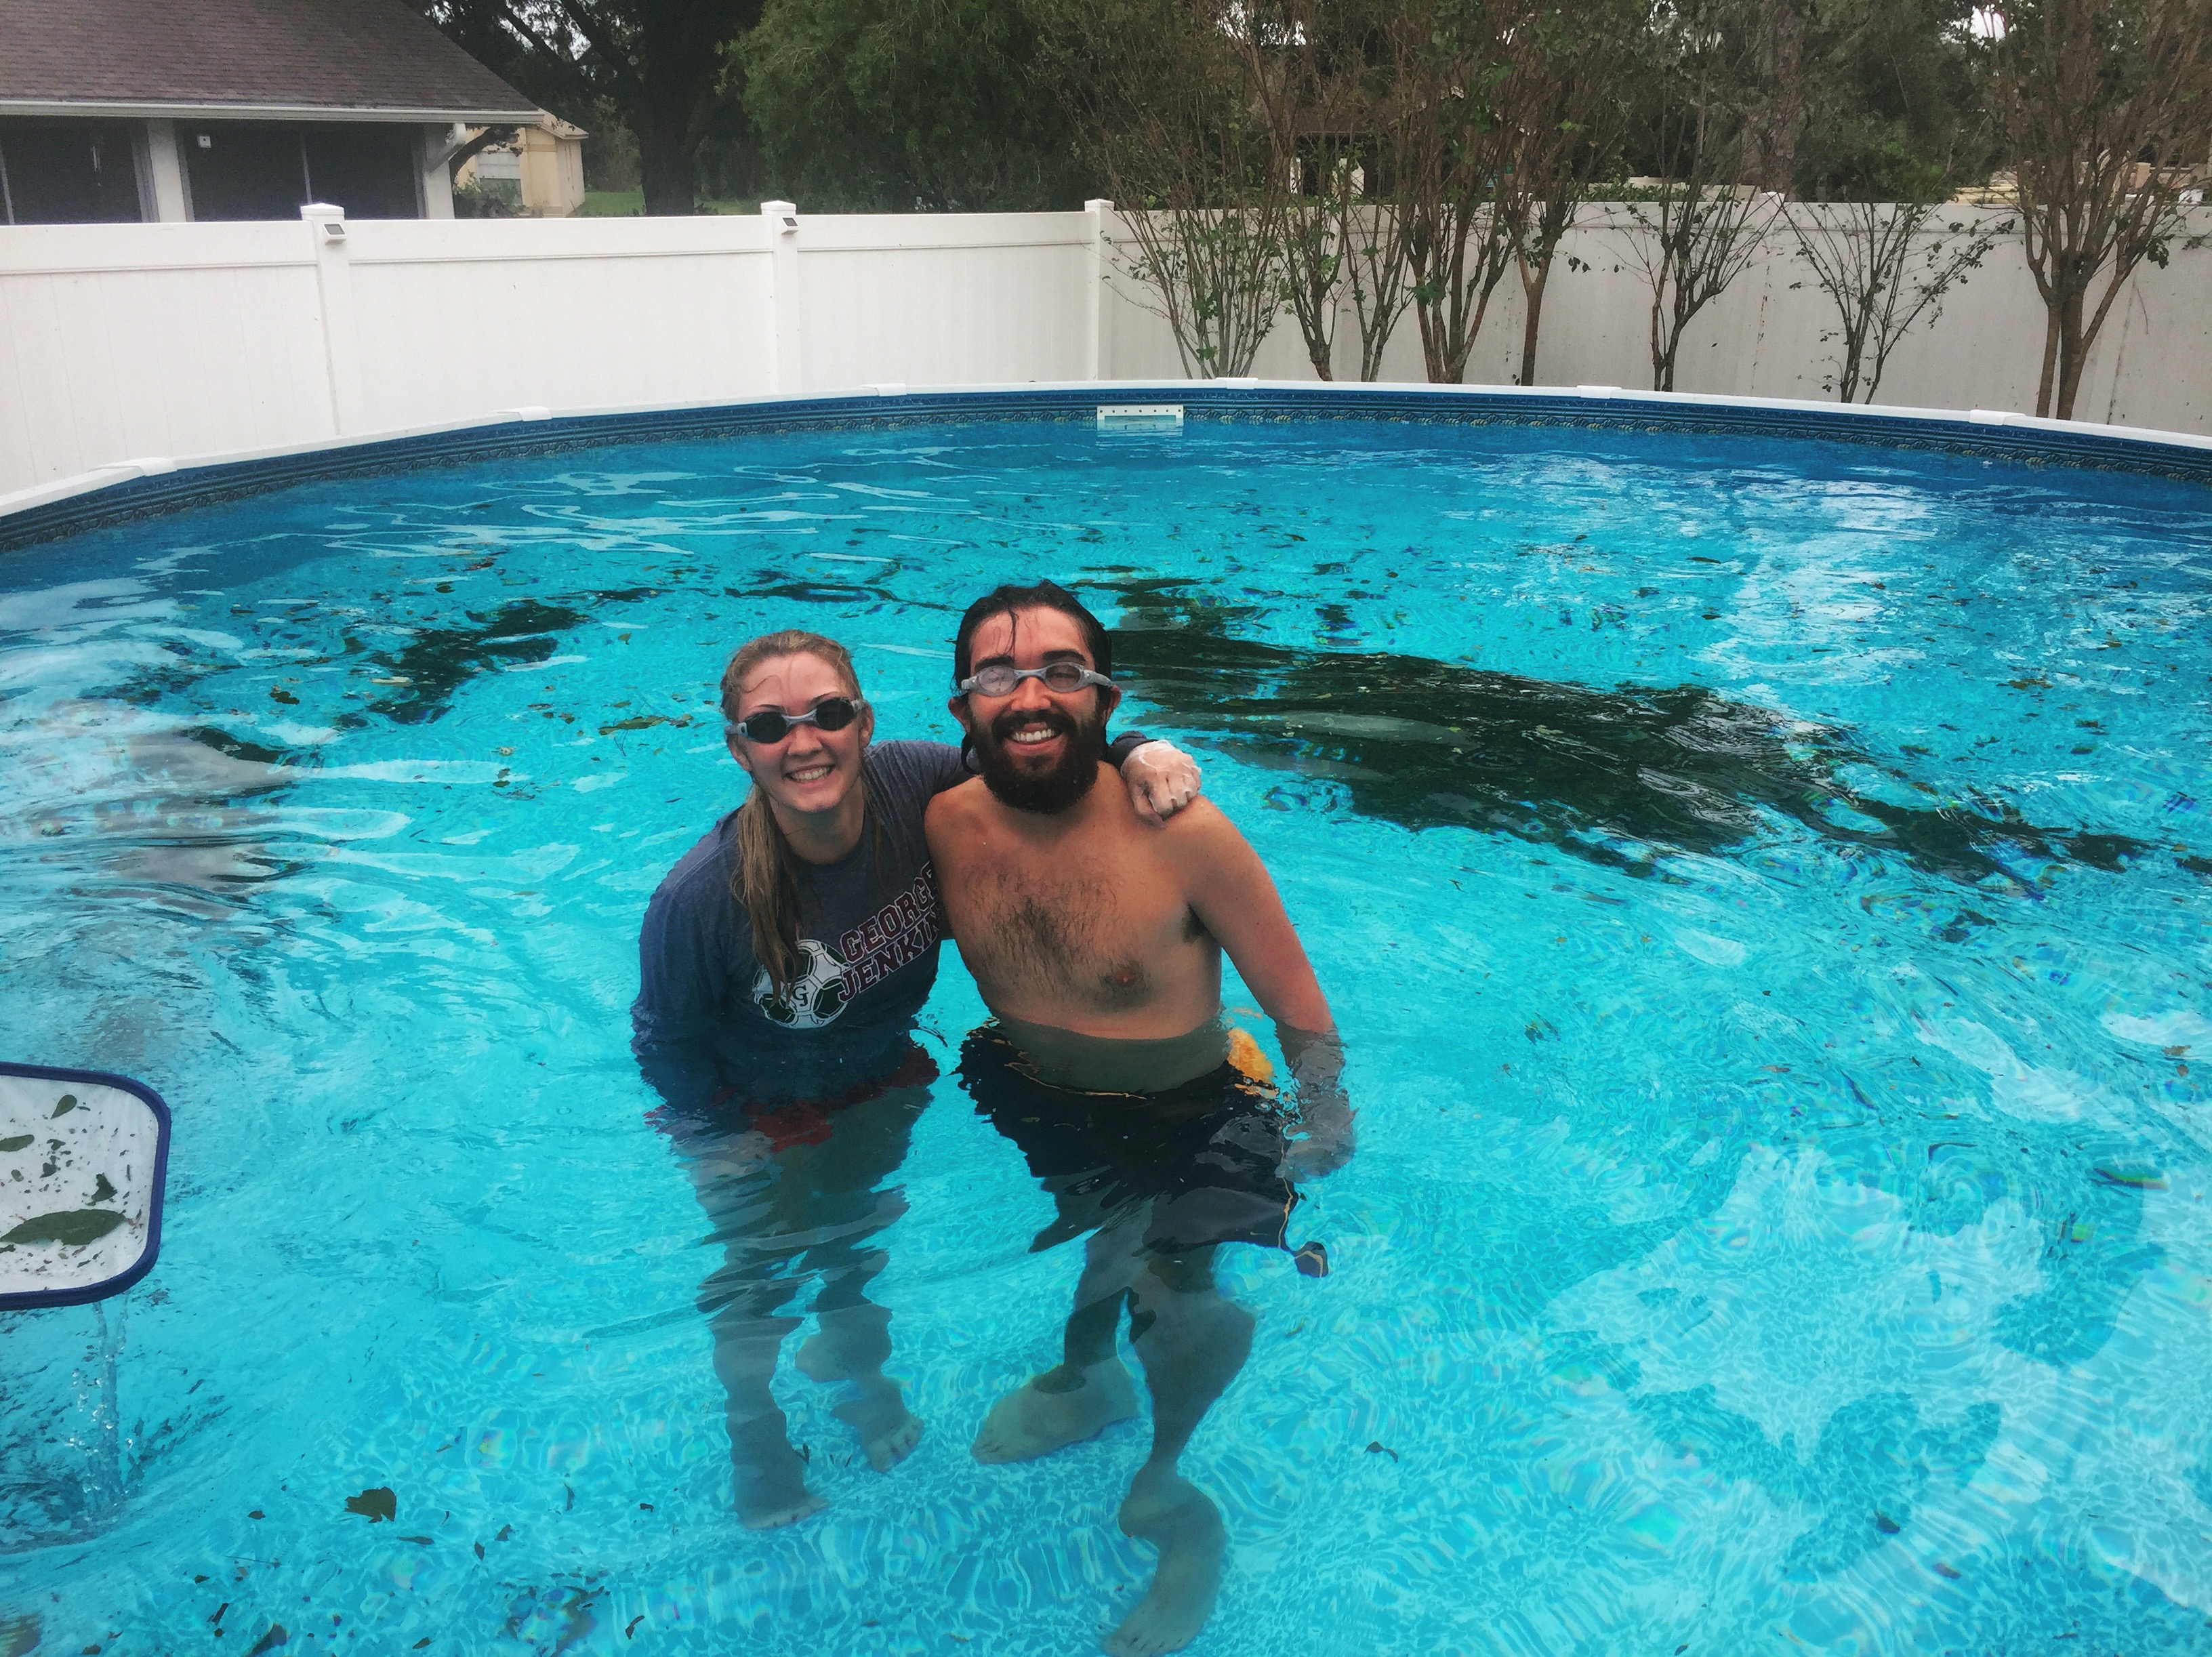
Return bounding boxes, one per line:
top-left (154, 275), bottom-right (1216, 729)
top-left (724, 696), bottom-right (865, 744)
top-left (956, 663), bottom-right (1116, 697)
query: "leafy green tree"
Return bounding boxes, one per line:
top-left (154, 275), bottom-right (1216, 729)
top-left (1613, 0), bottom-right (1779, 391)
top-left (1395, 0), bottom-right (1528, 384)
top-left (1052, 0), bottom-right (1289, 376)
top-left (1503, 0), bottom-right (1639, 385)
top-left (1781, 0), bottom-right (2005, 407)
top-left (740, 0), bottom-right (1086, 209)
top-left (1233, 0), bottom-right (1423, 380)
top-left (415, 0), bottom-right (760, 213)
top-left (1988, 0), bottom-right (2212, 417)
top-left (1793, 0), bottom-right (1994, 203)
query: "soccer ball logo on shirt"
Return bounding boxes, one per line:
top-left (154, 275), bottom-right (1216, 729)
top-left (750, 866), bottom-right (939, 1030)
top-left (752, 938), bottom-right (851, 1029)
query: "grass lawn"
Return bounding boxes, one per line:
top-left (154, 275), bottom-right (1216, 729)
top-left (577, 191), bottom-right (761, 217)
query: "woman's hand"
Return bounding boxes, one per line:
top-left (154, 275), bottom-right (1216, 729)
top-left (1120, 739), bottom-right (1203, 827)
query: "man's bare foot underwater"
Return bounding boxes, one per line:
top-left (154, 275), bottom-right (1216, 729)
top-left (971, 1358), bottom-right (1140, 1464)
top-left (1106, 1465), bottom-right (1226, 1657)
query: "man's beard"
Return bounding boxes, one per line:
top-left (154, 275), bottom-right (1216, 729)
top-left (972, 703), bottom-right (1107, 815)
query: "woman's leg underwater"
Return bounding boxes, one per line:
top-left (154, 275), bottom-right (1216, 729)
top-left (674, 1124), bottom-right (821, 1529)
top-left (785, 1085), bottom-right (929, 1471)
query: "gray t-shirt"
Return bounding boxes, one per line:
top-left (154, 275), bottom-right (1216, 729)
top-left (631, 739), bottom-right (963, 1109)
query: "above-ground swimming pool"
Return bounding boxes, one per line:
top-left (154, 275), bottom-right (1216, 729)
top-left (3, 390), bottom-right (2210, 1656)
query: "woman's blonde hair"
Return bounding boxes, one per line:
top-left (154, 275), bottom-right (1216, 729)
top-left (720, 630), bottom-right (878, 997)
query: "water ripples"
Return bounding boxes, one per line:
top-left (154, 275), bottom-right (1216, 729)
top-left (3, 420), bottom-right (2210, 1652)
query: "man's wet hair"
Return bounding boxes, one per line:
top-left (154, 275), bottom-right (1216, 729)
top-left (951, 581), bottom-right (1113, 687)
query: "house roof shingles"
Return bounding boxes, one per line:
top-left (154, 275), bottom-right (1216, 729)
top-left (0, 0), bottom-right (541, 121)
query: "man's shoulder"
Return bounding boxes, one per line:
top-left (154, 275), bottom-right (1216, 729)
top-left (1147, 795), bottom-right (1248, 865)
top-left (923, 773), bottom-right (989, 834)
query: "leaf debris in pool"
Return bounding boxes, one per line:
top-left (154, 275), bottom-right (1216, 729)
top-left (3, 1210), bottom-right (126, 1246)
top-left (344, 1487), bottom-right (396, 1523)
top-left (51, 1094), bottom-right (77, 1118)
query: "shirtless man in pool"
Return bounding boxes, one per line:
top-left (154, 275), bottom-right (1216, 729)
top-left (925, 581), bottom-right (1352, 1657)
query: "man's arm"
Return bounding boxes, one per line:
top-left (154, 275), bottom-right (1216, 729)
top-left (1171, 802), bottom-right (1353, 1178)
top-left (1172, 801), bottom-right (1332, 1034)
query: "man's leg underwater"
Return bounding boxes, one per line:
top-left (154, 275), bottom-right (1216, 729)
top-left (1107, 1246), bottom-right (1254, 1657)
top-left (972, 1204), bottom-right (1144, 1464)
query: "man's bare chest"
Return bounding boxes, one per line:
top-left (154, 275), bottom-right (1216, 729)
top-left (951, 861), bottom-right (1207, 1012)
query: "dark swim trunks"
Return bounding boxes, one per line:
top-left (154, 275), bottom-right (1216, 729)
top-left (957, 1021), bottom-right (1298, 1258)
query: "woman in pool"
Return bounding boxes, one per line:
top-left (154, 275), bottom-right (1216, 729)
top-left (630, 628), bottom-right (1200, 1528)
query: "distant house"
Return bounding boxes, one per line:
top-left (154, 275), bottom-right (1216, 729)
top-left (0, 0), bottom-right (542, 224)
top-left (455, 111), bottom-right (588, 217)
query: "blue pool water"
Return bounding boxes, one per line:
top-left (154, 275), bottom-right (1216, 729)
top-left (3, 413), bottom-right (2211, 1656)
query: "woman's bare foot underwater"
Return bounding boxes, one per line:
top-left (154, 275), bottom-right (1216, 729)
top-left (971, 1359), bottom-right (1140, 1464)
top-left (797, 1332), bottom-right (924, 1471)
top-left (732, 1417), bottom-right (828, 1531)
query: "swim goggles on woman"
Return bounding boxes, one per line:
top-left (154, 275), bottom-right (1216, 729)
top-left (956, 663), bottom-right (1116, 697)
top-left (724, 696), bottom-right (865, 744)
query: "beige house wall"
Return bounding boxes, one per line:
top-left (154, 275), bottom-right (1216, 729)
top-left (454, 112), bottom-right (584, 216)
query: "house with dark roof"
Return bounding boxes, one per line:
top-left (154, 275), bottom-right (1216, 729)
top-left (0, 0), bottom-right (543, 224)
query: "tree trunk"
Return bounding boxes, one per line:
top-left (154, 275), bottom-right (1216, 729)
top-left (2053, 285), bottom-right (2089, 420)
top-left (1418, 302), bottom-right (1463, 384)
top-left (1517, 249), bottom-right (1551, 386)
top-left (1650, 286), bottom-right (1668, 391)
top-left (638, 104), bottom-right (701, 216)
top-left (2034, 305), bottom-right (2060, 418)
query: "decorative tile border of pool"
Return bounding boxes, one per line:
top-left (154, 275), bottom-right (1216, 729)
top-left (5, 380), bottom-right (2210, 552)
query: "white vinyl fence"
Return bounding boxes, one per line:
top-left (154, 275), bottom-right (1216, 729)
top-left (2, 199), bottom-right (2208, 499)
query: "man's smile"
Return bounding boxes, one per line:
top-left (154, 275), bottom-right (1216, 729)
top-left (993, 707), bottom-right (1076, 759)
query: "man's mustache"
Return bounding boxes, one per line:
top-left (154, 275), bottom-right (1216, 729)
top-left (988, 705), bottom-right (1080, 747)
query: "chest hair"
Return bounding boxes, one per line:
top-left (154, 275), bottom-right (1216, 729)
top-left (967, 869), bottom-right (1200, 1009)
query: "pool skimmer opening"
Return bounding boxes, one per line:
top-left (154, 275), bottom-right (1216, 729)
top-left (1097, 403), bottom-right (1185, 434)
